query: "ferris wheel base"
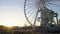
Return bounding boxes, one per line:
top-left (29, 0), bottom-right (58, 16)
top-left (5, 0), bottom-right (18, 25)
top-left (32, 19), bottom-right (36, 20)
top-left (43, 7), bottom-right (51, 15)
top-left (36, 24), bottom-right (60, 33)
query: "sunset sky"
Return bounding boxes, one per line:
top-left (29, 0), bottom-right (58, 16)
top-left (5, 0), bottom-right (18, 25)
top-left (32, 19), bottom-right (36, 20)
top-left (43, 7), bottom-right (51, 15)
top-left (0, 0), bottom-right (60, 27)
top-left (0, 0), bottom-right (26, 27)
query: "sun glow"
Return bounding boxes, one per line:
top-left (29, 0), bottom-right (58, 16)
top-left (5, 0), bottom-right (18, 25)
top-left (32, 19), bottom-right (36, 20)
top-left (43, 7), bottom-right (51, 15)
top-left (3, 22), bottom-right (17, 27)
top-left (4, 22), bottom-right (15, 26)
top-left (35, 22), bottom-right (41, 26)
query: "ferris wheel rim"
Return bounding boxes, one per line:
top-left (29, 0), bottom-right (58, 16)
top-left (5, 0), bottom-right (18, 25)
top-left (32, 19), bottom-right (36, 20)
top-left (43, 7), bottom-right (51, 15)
top-left (24, 0), bottom-right (40, 25)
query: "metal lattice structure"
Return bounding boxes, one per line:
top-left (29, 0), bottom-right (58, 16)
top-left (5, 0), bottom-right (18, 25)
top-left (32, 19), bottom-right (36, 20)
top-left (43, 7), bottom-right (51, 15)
top-left (24, 0), bottom-right (60, 27)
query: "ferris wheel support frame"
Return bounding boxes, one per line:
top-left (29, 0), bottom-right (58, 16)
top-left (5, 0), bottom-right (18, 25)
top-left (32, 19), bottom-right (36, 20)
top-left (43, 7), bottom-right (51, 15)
top-left (39, 0), bottom-right (50, 27)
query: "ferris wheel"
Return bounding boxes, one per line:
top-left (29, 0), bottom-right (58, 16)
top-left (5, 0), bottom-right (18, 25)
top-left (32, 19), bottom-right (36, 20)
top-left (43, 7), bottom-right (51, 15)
top-left (24, 0), bottom-right (60, 27)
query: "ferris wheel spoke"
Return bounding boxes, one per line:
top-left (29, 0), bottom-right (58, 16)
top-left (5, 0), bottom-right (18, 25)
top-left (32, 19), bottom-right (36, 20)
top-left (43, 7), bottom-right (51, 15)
top-left (26, 1), bottom-right (38, 6)
top-left (26, 5), bottom-right (36, 10)
top-left (28, 11), bottom-right (33, 18)
top-left (26, 3), bottom-right (39, 7)
top-left (29, 11), bottom-right (38, 25)
top-left (46, 0), bottom-right (60, 2)
top-left (27, 0), bottom-right (36, 2)
top-left (26, 3), bottom-right (36, 6)
top-left (26, 4), bottom-right (38, 10)
top-left (27, 11), bottom-right (37, 24)
top-left (29, 13), bottom-right (37, 23)
top-left (47, 2), bottom-right (60, 7)
top-left (27, 10), bottom-right (37, 18)
top-left (26, 9), bottom-right (33, 14)
top-left (45, 3), bottom-right (53, 9)
top-left (34, 11), bottom-right (38, 25)
top-left (28, 10), bottom-right (37, 19)
top-left (26, 6), bottom-right (38, 14)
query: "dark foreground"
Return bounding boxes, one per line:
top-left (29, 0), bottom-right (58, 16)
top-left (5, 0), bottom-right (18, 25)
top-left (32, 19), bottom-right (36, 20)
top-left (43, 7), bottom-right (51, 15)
top-left (0, 25), bottom-right (60, 34)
